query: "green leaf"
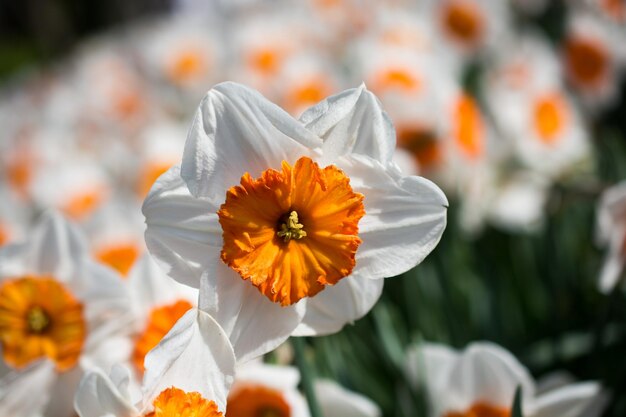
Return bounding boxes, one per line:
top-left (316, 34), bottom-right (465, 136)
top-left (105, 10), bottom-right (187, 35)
top-left (511, 386), bottom-right (524, 417)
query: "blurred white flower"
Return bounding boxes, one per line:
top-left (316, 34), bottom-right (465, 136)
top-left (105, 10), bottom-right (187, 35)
top-left (0, 212), bottom-right (131, 417)
top-left (407, 342), bottom-right (605, 417)
top-left (143, 82), bottom-right (447, 361)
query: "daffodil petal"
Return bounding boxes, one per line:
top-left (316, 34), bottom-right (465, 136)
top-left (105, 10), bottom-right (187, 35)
top-left (315, 380), bottom-right (382, 417)
top-left (300, 84), bottom-right (396, 166)
top-left (142, 309), bottom-right (235, 413)
top-left (143, 164), bottom-right (223, 288)
top-left (292, 275), bottom-right (384, 336)
top-left (75, 367), bottom-right (137, 417)
top-left (338, 155), bottom-right (447, 280)
top-left (24, 211), bottom-right (88, 282)
top-left (198, 264), bottom-right (305, 363)
top-left (531, 382), bottom-right (604, 417)
top-left (446, 342), bottom-right (536, 410)
top-left (127, 254), bottom-right (198, 320)
top-left (181, 82), bottom-right (322, 202)
top-left (0, 361), bottom-right (56, 417)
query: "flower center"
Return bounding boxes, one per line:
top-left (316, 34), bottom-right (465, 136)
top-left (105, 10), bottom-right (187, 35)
top-left (397, 125), bottom-right (442, 171)
top-left (95, 242), bottom-right (142, 277)
top-left (277, 211), bottom-right (307, 242)
top-left (453, 94), bottom-right (484, 159)
top-left (564, 37), bottom-right (608, 88)
top-left (533, 92), bottom-right (568, 144)
top-left (372, 68), bottom-right (421, 93)
top-left (441, 1), bottom-right (484, 46)
top-left (133, 300), bottom-right (193, 374)
top-left (227, 384), bottom-right (290, 417)
top-left (144, 387), bottom-right (223, 417)
top-left (62, 188), bottom-right (106, 221)
top-left (0, 276), bottom-right (86, 371)
top-left (26, 306), bottom-right (50, 333)
top-left (218, 156), bottom-right (365, 306)
top-left (168, 49), bottom-right (207, 84)
top-left (443, 402), bottom-right (509, 417)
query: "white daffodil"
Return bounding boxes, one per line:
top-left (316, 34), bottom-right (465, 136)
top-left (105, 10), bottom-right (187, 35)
top-left (596, 181), bottom-right (626, 292)
top-left (484, 34), bottom-right (591, 180)
top-left (315, 380), bottom-right (381, 417)
top-left (227, 362), bottom-right (309, 417)
top-left (0, 212), bottom-right (131, 417)
top-left (562, 9), bottom-right (626, 109)
top-left (407, 342), bottom-right (604, 417)
top-left (143, 82), bottom-right (448, 362)
top-left (75, 308), bottom-right (236, 417)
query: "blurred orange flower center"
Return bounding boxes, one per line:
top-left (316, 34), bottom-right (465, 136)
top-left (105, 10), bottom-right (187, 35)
top-left (565, 37), bottom-right (608, 88)
top-left (441, 1), bottom-right (484, 46)
top-left (397, 125), bottom-right (442, 171)
top-left (0, 276), bottom-right (86, 371)
top-left (250, 49), bottom-right (282, 75)
top-left (62, 188), bottom-right (106, 221)
top-left (454, 95), bottom-right (484, 159)
top-left (533, 93), bottom-right (568, 144)
top-left (218, 156), bottom-right (365, 306)
top-left (443, 402), bottom-right (509, 417)
top-left (285, 79), bottom-right (333, 114)
top-left (227, 384), bottom-right (291, 417)
top-left (133, 299), bottom-right (193, 373)
top-left (95, 242), bottom-right (141, 277)
top-left (145, 387), bottom-right (223, 417)
top-left (168, 49), bottom-right (207, 83)
top-left (373, 68), bottom-right (421, 93)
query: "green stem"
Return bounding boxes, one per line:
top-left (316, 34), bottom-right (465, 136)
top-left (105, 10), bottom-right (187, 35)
top-left (292, 337), bottom-right (325, 417)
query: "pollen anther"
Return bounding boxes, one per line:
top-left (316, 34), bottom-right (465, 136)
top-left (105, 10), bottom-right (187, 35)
top-left (26, 306), bottom-right (50, 333)
top-left (277, 211), bottom-right (307, 242)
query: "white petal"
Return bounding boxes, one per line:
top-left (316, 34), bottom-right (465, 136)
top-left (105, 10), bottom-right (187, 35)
top-left (142, 309), bottom-right (235, 413)
top-left (235, 363), bottom-right (300, 391)
top-left (75, 368), bottom-right (137, 417)
top-left (406, 343), bottom-right (458, 391)
top-left (598, 251), bottom-right (624, 293)
top-left (0, 361), bottom-right (56, 417)
top-left (127, 254), bottom-right (198, 321)
top-left (300, 85), bottom-right (396, 166)
top-left (26, 211), bottom-right (88, 282)
top-left (143, 164), bottom-right (222, 288)
top-left (315, 380), bottom-right (381, 417)
top-left (446, 342), bottom-right (536, 410)
top-left (531, 382), bottom-right (604, 417)
top-left (292, 275), bottom-right (384, 336)
top-left (338, 155), bottom-right (447, 280)
top-left (198, 264), bottom-right (305, 363)
top-left (181, 82), bottom-right (322, 202)
top-left (44, 365), bottom-right (84, 417)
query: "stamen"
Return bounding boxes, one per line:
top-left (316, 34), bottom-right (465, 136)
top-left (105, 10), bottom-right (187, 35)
top-left (27, 306), bottom-right (50, 333)
top-left (277, 211), bottom-right (307, 242)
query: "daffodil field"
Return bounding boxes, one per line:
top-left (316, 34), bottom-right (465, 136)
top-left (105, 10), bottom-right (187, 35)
top-left (0, 1), bottom-right (625, 416)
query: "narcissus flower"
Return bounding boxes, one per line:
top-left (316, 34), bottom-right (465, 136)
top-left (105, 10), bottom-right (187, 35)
top-left (0, 212), bottom-right (131, 417)
top-left (407, 342), bottom-right (604, 417)
top-left (74, 309), bottom-right (236, 417)
top-left (143, 82), bottom-right (447, 361)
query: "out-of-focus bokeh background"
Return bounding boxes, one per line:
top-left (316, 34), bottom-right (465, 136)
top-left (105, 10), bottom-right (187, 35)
top-left (1, 0), bottom-right (626, 416)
